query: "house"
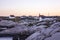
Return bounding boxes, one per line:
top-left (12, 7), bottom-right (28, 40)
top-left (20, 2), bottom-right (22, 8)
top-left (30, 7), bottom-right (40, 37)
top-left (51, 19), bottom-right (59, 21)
top-left (9, 15), bottom-right (15, 19)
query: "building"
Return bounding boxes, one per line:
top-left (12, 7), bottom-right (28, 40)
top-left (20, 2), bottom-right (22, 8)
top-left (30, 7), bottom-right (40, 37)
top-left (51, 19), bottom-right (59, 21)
top-left (39, 14), bottom-right (44, 21)
top-left (9, 15), bottom-right (15, 19)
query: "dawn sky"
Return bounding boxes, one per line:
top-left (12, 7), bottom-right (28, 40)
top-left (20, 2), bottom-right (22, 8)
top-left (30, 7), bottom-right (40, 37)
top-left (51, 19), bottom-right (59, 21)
top-left (0, 0), bottom-right (60, 16)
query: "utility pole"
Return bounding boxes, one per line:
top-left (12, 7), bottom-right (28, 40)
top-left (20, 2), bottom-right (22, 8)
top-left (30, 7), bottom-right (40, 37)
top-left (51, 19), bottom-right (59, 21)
top-left (48, 13), bottom-right (49, 16)
top-left (39, 13), bottom-right (40, 17)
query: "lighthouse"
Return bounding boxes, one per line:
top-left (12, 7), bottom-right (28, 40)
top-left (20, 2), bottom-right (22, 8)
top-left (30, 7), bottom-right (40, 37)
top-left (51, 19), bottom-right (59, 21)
top-left (39, 13), bottom-right (43, 21)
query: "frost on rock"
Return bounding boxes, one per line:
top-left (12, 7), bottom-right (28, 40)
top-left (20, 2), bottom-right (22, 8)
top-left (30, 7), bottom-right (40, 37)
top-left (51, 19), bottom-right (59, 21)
top-left (0, 20), bottom-right (16, 27)
top-left (50, 27), bottom-right (60, 35)
top-left (43, 28), bottom-right (53, 36)
top-left (45, 32), bottom-right (60, 40)
top-left (44, 37), bottom-right (52, 40)
top-left (37, 25), bottom-right (47, 28)
top-left (1, 19), bottom-right (60, 40)
top-left (25, 32), bottom-right (45, 40)
top-left (0, 26), bottom-right (29, 35)
top-left (28, 25), bottom-right (46, 34)
top-left (50, 22), bottom-right (60, 29)
top-left (36, 22), bottom-right (47, 26)
top-left (43, 22), bottom-right (60, 39)
top-left (25, 32), bottom-right (40, 40)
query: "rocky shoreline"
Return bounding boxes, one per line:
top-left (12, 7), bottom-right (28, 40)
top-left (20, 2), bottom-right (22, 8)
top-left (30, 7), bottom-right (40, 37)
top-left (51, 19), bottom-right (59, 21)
top-left (0, 16), bottom-right (60, 40)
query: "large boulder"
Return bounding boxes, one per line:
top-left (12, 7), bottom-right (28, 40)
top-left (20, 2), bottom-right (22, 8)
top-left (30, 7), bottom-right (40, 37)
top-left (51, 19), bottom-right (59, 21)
top-left (25, 32), bottom-right (45, 40)
top-left (0, 20), bottom-right (16, 28)
top-left (42, 27), bottom-right (60, 38)
top-left (50, 27), bottom-right (60, 35)
top-left (43, 28), bottom-right (53, 36)
top-left (50, 22), bottom-right (60, 29)
top-left (28, 25), bottom-right (46, 34)
top-left (45, 32), bottom-right (60, 40)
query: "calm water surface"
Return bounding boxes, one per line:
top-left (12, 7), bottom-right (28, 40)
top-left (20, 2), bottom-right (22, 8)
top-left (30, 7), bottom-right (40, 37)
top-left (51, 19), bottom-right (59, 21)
top-left (0, 37), bottom-right (12, 40)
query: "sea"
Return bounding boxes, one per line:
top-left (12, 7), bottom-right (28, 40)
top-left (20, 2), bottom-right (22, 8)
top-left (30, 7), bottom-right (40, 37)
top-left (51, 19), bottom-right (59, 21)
top-left (0, 37), bottom-right (12, 40)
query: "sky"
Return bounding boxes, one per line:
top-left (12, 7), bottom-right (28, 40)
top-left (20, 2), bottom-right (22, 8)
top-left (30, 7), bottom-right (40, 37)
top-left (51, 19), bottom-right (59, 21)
top-left (0, 0), bottom-right (60, 16)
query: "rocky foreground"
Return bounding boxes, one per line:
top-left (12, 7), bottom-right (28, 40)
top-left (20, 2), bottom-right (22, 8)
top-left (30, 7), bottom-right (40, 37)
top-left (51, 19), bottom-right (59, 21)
top-left (26, 22), bottom-right (60, 40)
top-left (0, 19), bottom-right (60, 40)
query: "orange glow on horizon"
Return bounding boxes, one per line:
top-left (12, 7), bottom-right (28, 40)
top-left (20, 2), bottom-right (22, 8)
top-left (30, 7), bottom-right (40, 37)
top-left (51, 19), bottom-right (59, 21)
top-left (0, 9), bottom-right (60, 16)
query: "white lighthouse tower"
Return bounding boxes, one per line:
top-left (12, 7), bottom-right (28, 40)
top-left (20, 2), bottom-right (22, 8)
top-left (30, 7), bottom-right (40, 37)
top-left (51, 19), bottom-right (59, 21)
top-left (39, 13), bottom-right (43, 21)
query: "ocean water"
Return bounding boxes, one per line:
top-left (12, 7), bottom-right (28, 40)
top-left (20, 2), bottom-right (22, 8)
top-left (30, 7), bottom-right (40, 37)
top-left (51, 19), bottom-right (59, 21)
top-left (0, 37), bottom-right (12, 40)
